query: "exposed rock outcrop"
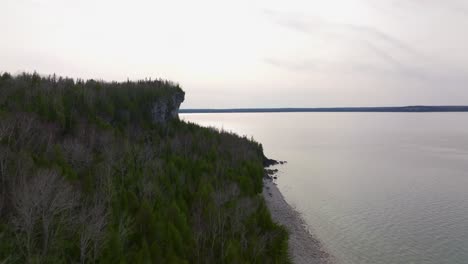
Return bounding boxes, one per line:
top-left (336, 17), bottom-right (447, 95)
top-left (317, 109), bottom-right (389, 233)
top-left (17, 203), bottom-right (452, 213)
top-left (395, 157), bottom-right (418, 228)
top-left (151, 90), bottom-right (185, 123)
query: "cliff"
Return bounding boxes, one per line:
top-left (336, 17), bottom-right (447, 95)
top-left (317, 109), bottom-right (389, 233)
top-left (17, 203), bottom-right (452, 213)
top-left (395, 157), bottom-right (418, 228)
top-left (0, 72), bottom-right (185, 128)
top-left (151, 89), bottom-right (185, 123)
top-left (0, 72), bottom-right (290, 264)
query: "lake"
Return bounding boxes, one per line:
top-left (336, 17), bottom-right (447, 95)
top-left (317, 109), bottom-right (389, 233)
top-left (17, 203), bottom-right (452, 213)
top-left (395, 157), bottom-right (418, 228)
top-left (181, 112), bottom-right (468, 264)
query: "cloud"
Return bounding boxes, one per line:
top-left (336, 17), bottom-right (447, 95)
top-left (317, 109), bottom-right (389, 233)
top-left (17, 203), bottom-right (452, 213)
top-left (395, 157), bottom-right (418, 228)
top-left (392, 0), bottom-right (468, 15)
top-left (261, 5), bottom-right (468, 87)
top-left (263, 8), bottom-right (420, 59)
top-left (340, 23), bottom-right (418, 56)
top-left (263, 57), bottom-right (320, 72)
top-left (261, 8), bottom-right (429, 79)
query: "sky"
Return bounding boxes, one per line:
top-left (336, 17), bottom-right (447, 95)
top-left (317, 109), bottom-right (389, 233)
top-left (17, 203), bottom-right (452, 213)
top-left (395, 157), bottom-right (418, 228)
top-left (1, 0), bottom-right (468, 108)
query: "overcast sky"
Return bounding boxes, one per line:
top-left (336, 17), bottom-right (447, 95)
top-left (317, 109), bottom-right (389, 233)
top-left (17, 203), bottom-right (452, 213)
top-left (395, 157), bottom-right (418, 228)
top-left (2, 0), bottom-right (468, 108)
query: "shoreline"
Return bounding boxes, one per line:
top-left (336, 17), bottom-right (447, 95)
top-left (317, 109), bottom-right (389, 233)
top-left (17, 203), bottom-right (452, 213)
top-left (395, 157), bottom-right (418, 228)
top-left (262, 178), bottom-right (333, 264)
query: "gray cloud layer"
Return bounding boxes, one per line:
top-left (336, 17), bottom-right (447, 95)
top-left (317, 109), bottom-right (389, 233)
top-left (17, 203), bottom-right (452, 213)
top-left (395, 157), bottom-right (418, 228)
top-left (262, 2), bottom-right (468, 106)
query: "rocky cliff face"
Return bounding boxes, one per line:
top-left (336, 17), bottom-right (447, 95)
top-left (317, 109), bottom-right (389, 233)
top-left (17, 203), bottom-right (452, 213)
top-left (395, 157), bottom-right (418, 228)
top-left (151, 90), bottom-right (185, 123)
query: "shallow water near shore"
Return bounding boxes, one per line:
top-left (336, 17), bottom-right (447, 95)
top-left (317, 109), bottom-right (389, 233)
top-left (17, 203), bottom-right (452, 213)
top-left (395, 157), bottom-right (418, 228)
top-left (182, 112), bottom-right (468, 264)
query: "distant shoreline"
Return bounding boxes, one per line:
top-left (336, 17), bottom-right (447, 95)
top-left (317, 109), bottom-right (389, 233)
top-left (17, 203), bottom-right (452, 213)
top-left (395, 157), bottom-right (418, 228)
top-left (180, 105), bottom-right (468, 113)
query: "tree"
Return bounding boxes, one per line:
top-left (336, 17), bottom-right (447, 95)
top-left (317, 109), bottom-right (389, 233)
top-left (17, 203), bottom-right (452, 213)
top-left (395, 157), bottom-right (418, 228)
top-left (11, 170), bottom-right (79, 261)
top-left (79, 198), bottom-right (108, 264)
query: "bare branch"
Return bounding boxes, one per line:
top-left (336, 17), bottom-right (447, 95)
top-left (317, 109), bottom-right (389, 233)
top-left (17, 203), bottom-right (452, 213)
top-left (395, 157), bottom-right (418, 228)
top-left (78, 198), bottom-right (108, 264)
top-left (10, 170), bottom-right (79, 260)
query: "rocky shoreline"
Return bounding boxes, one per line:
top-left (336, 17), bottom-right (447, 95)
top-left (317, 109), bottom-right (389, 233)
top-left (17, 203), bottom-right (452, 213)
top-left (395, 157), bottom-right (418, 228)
top-left (263, 162), bottom-right (333, 264)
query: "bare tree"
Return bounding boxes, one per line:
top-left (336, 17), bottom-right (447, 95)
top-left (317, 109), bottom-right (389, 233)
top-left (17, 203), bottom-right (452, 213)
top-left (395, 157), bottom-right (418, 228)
top-left (0, 113), bottom-right (52, 154)
top-left (0, 116), bottom-right (14, 150)
top-left (11, 170), bottom-right (79, 261)
top-left (62, 139), bottom-right (92, 170)
top-left (116, 213), bottom-right (133, 252)
top-left (11, 177), bottom-right (39, 259)
top-left (78, 198), bottom-right (108, 264)
top-left (252, 231), bottom-right (271, 263)
top-left (0, 146), bottom-right (8, 217)
top-left (11, 114), bottom-right (37, 151)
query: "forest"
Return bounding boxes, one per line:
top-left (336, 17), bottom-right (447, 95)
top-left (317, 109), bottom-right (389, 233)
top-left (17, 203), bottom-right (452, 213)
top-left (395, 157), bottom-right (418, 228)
top-left (0, 72), bottom-right (290, 263)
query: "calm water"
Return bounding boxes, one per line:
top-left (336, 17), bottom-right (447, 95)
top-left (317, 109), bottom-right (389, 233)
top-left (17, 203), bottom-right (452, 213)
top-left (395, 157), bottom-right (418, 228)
top-left (182, 112), bottom-right (468, 264)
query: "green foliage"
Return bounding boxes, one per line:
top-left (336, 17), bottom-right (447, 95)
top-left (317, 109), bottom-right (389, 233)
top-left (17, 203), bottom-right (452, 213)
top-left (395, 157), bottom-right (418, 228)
top-left (0, 72), bottom-right (290, 263)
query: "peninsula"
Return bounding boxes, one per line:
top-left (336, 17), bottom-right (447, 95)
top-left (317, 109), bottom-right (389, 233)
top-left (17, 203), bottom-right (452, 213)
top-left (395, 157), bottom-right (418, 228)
top-left (0, 72), bottom-right (295, 263)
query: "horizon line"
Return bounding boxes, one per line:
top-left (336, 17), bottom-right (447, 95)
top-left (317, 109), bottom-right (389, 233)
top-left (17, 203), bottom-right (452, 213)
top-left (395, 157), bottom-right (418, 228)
top-left (180, 105), bottom-right (468, 113)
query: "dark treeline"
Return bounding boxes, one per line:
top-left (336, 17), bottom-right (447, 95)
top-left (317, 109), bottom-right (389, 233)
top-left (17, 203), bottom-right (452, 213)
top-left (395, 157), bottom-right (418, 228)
top-left (0, 73), bottom-right (289, 263)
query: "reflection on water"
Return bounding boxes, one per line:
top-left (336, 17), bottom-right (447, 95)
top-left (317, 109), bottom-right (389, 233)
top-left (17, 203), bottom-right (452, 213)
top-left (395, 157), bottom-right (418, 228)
top-left (182, 112), bottom-right (468, 264)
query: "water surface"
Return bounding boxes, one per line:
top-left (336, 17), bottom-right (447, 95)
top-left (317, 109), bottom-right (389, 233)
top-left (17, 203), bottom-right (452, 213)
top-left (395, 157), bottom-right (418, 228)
top-left (181, 112), bottom-right (468, 264)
